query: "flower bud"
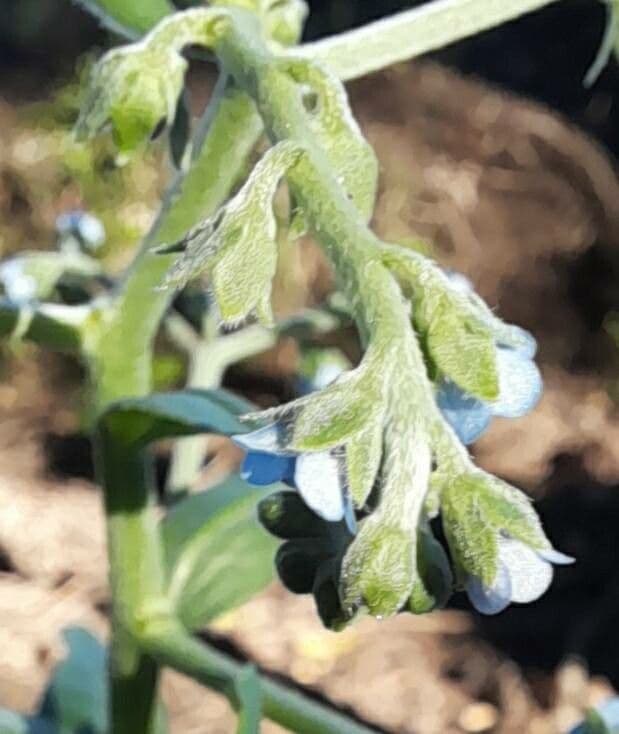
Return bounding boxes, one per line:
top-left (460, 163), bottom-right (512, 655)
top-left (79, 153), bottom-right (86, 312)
top-left (75, 43), bottom-right (187, 155)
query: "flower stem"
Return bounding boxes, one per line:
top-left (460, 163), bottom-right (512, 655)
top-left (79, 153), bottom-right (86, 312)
top-left (140, 620), bottom-right (379, 734)
top-left (302, 0), bottom-right (563, 81)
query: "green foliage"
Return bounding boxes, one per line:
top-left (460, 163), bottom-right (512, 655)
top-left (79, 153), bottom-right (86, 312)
top-left (100, 389), bottom-right (251, 446)
top-left (73, 0), bottom-right (173, 37)
top-left (162, 142), bottom-right (304, 326)
top-left (162, 477), bottom-right (278, 629)
top-left (235, 665), bottom-right (262, 734)
top-left (0, 628), bottom-right (107, 734)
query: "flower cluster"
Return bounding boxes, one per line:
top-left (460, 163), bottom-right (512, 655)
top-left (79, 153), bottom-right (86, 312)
top-left (230, 266), bottom-right (573, 620)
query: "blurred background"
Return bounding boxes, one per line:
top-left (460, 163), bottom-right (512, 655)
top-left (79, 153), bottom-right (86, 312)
top-left (1, 1), bottom-right (619, 732)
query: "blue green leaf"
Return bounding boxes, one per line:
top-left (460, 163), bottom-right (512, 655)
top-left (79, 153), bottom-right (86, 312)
top-left (100, 388), bottom-right (252, 446)
top-left (162, 476), bottom-right (278, 629)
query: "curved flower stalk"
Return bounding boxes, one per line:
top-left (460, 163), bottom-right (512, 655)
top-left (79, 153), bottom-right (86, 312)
top-left (76, 5), bottom-right (574, 630)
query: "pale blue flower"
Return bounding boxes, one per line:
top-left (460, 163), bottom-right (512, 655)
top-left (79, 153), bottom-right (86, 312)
top-left (570, 698), bottom-right (619, 734)
top-left (465, 536), bottom-right (574, 615)
top-left (437, 272), bottom-right (542, 444)
top-left (0, 258), bottom-right (38, 304)
top-left (233, 424), bottom-right (356, 532)
top-left (56, 210), bottom-right (105, 251)
top-left (437, 342), bottom-right (543, 444)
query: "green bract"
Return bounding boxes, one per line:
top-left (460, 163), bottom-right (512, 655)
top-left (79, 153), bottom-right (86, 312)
top-left (441, 470), bottom-right (550, 585)
top-left (75, 42), bottom-right (187, 155)
top-left (161, 141), bottom-right (304, 325)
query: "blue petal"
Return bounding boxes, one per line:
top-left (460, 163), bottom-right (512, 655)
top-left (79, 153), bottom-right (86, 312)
top-left (294, 451), bottom-right (345, 522)
top-left (536, 548), bottom-right (575, 566)
top-left (232, 424), bottom-right (292, 456)
top-left (498, 537), bottom-right (553, 604)
top-left (0, 259), bottom-right (37, 304)
top-left (598, 698), bottom-right (619, 733)
top-left (498, 325), bottom-right (537, 360)
top-left (241, 452), bottom-right (296, 486)
top-left (490, 347), bottom-right (542, 419)
top-left (465, 562), bottom-right (512, 615)
top-left (436, 381), bottom-right (492, 444)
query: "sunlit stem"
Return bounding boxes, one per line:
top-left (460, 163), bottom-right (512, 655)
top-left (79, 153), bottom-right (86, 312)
top-left (301, 0), bottom-right (563, 81)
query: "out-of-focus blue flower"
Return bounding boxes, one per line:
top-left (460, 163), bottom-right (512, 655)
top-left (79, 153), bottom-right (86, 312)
top-left (56, 210), bottom-right (106, 251)
top-left (465, 536), bottom-right (574, 615)
top-left (233, 424), bottom-right (356, 532)
top-left (570, 697), bottom-right (619, 734)
top-left (436, 272), bottom-right (542, 444)
top-left (437, 342), bottom-right (542, 444)
top-left (0, 258), bottom-right (38, 304)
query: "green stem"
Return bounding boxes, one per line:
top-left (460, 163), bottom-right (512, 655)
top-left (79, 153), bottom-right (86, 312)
top-left (141, 621), bottom-right (378, 734)
top-left (91, 78), bottom-right (263, 407)
top-left (301, 0), bottom-right (563, 81)
top-left (166, 320), bottom-right (276, 494)
top-left (91, 77), bottom-right (263, 732)
top-left (95, 429), bottom-right (167, 734)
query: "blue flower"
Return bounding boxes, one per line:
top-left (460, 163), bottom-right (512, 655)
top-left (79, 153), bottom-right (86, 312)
top-left (570, 698), bottom-right (619, 734)
top-left (465, 536), bottom-right (574, 615)
top-left (233, 424), bottom-right (356, 533)
top-left (436, 271), bottom-right (542, 444)
top-left (56, 210), bottom-right (106, 251)
top-left (437, 338), bottom-right (542, 445)
top-left (0, 258), bottom-right (38, 304)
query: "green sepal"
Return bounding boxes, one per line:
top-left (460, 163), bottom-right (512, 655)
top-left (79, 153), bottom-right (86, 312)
top-left (341, 519), bottom-right (414, 618)
top-left (345, 422), bottom-right (383, 508)
top-left (442, 479), bottom-right (498, 585)
top-left (162, 477), bottom-right (277, 629)
top-left (426, 302), bottom-right (499, 401)
top-left (474, 473), bottom-right (550, 551)
top-left (408, 525), bottom-right (453, 614)
top-left (274, 359), bottom-right (384, 452)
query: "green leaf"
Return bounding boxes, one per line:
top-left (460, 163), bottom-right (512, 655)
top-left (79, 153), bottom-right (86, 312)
top-left (235, 665), bottom-right (261, 734)
top-left (73, 0), bottom-right (173, 39)
top-left (100, 388), bottom-right (250, 446)
top-left (38, 627), bottom-right (107, 734)
top-left (162, 476), bottom-right (278, 629)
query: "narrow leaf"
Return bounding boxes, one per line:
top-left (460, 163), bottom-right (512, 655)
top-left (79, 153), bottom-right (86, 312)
top-left (73, 0), bottom-right (173, 38)
top-left (101, 388), bottom-right (251, 446)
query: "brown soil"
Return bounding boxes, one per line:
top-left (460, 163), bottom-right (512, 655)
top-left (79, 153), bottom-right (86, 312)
top-left (1, 60), bottom-right (618, 733)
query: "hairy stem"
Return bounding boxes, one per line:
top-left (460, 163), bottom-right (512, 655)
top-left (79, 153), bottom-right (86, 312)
top-left (301, 0), bottom-right (563, 81)
top-left (91, 77), bottom-right (262, 733)
top-left (141, 620), bottom-right (379, 734)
